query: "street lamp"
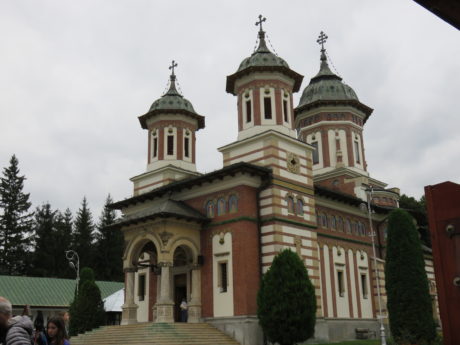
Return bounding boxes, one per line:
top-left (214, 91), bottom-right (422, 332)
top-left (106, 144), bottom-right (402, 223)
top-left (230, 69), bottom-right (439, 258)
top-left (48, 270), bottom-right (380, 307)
top-left (360, 186), bottom-right (387, 345)
top-left (65, 250), bottom-right (80, 295)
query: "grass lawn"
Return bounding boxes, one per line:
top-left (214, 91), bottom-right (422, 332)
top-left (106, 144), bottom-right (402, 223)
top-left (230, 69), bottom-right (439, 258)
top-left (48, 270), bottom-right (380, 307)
top-left (318, 341), bottom-right (379, 345)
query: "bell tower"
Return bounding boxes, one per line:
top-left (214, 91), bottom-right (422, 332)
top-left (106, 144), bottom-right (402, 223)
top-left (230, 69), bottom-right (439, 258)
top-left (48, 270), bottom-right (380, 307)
top-left (225, 15), bottom-right (303, 141)
top-left (295, 32), bottom-right (373, 177)
top-left (132, 61), bottom-right (205, 196)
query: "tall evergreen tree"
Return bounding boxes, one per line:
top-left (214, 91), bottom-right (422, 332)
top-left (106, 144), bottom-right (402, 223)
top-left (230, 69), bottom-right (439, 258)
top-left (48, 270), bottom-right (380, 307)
top-left (0, 155), bottom-right (33, 275)
top-left (55, 208), bottom-right (73, 278)
top-left (32, 203), bottom-right (58, 277)
top-left (72, 197), bottom-right (95, 270)
top-left (95, 195), bottom-right (123, 281)
top-left (385, 209), bottom-right (436, 345)
top-left (257, 249), bottom-right (316, 345)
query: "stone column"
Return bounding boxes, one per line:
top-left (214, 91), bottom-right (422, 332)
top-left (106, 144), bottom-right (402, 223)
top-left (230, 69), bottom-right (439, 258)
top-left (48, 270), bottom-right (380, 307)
top-left (188, 266), bottom-right (202, 323)
top-left (155, 262), bottom-right (174, 323)
top-left (121, 267), bottom-right (138, 325)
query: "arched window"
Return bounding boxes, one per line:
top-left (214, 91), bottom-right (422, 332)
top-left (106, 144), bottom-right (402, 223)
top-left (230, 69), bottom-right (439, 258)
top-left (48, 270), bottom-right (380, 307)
top-left (352, 221), bottom-right (359, 235)
top-left (360, 222), bottom-right (367, 236)
top-left (228, 195), bottom-right (238, 213)
top-left (345, 219), bottom-right (351, 233)
top-left (206, 200), bottom-right (215, 218)
top-left (338, 217), bottom-right (344, 231)
top-left (331, 216), bottom-right (337, 230)
top-left (217, 198), bottom-right (226, 216)
top-left (287, 196), bottom-right (295, 214)
top-left (321, 214), bottom-right (328, 228)
top-left (296, 199), bottom-right (304, 215)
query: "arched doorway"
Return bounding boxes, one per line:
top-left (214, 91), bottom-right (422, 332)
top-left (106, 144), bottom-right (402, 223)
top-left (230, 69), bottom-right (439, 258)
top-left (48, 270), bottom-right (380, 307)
top-left (172, 245), bottom-right (194, 322)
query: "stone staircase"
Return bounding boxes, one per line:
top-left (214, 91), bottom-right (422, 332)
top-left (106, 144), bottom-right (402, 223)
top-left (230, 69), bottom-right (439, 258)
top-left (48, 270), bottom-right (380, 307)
top-left (70, 322), bottom-right (241, 345)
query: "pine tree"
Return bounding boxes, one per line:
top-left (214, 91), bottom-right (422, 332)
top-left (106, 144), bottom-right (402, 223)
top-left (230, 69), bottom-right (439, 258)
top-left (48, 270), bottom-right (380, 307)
top-left (72, 197), bottom-right (95, 270)
top-left (32, 203), bottom-right (58, 277)
top-left (69, 267), bottom-right (105, 336)
top-left (95, 195), bottom-right (123, 281)
top-left (257, 249), bottom-right (316, 345)
top-left (0, 155), bottom-right (33, 275)
top-left (55, 208), bottom-right (73, 278)
top-left (385, 209), bottom-right (436, 345)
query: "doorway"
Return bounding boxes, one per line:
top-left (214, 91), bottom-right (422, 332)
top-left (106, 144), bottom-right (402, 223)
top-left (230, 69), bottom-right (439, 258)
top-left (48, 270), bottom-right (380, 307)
top-left (174, 274), bottom-right (187, 322)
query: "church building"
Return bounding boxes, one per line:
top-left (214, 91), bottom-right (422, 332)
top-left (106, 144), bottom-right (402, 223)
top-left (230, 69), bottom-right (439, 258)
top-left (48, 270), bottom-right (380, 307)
top-left (109, 17), bottom-right (437, 344)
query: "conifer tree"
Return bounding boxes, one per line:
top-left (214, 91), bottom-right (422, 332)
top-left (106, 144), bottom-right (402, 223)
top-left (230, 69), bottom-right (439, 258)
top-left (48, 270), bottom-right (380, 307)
top-left (69, 267), bottom-right (105, 336)
top-left (385, 209), bottom-right (436, 345)
top-left (95, 195), bottom-right (123, 281)
top-left (55, 208), bottom-right (73, 278)
top-left (32, 203), bottom-right (58, 277)
top-left (72, 197), bottom-right (95, 269)
top-left (0, 155), bottom-right (33, 275)
top-left (257, 249), bottom-right (316, 345)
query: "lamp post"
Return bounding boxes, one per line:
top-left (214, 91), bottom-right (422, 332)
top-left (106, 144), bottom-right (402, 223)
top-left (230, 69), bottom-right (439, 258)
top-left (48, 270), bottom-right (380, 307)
top-left (65, 250), bottom-right (80, 295)
top-left (360, 187), bottom-right (387, 345)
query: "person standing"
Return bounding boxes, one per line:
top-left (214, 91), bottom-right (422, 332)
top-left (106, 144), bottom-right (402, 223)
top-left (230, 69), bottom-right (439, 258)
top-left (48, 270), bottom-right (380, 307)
top-left (179, 298), bottom-right (188, 323)
top-left (0, 297), bottom-right (34, 345)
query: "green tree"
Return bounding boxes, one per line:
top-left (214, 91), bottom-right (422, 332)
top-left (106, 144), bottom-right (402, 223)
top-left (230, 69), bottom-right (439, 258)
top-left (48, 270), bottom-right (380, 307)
top-left (385, 209), bottom-right (436, 345)
top-left (95, 195), bottom-right (123, 281)
top-left (257, 249), bottom-right (316, 345)
top-left (72, 197), bottom-right (95, 269)
top-left (55, 208), bottom-right (73, 278)
top-left (32, 203), bottom-right (58, 277)
top-left (399, 194), bottom-right (430, 247)
top-left (69, 267), bottom-right (105, 336)
top-left (0, 155), bottom-right (33, 275)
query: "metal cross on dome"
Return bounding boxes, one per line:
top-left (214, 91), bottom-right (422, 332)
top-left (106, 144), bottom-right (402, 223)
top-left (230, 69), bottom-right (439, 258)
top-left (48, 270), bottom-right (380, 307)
top-left (169, 60), bottom-right (178, 76)
top-left (317, 31), bottom-right (328, 51)
top-left (255, 14), bottom-right (266, 32)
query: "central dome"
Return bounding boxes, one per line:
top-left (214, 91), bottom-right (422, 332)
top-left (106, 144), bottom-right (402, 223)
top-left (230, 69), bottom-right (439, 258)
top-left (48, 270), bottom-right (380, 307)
top-left (149, 77), bottom-right (196, 113)
top-left (236, 36), bottom-right (290, 72)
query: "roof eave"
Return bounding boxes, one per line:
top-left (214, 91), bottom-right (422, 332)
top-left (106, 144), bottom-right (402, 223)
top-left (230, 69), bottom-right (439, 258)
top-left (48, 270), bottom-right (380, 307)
top-left (294, 99), bottom-right (374, 123)
top-left (226, 66), bottom-right (304, 95)
top-left (138, 109), bottom-right (205, 130)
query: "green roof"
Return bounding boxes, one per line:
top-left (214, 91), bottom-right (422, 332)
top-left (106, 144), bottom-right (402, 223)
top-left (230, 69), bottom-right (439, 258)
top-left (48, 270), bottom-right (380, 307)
top-left (0, 275), bottom-right (123, 307)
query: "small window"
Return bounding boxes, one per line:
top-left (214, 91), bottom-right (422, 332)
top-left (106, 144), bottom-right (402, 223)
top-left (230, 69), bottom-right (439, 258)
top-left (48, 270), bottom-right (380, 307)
top-left (287, 196), bottom-right (295, 213)
top-left (311, 142), bottom-right (319, 164)
top-left (345, 219), bottom-right (351, 233)
top-left (338, 217), bottom-right (344, 232)
top-left (331, 216), bottom-right (337, 230)
top-left (321, 214), bottom-right (328, 228)
top-left (217, 198), bottom-right (226, 216)
top-left (219, 262), bottom-right (228, 293)
top-left (184, 137), bottom-right (190, 158)
top-left (229, 195), bottom-right (238, 213)
top-left (337, 270), bottom-right (345, 297)
top-left (361, 273), bottom-right (368, 299)
top-left (283, 99), bottom-right (288, 122)
top-left (206, 201), bottom-right (214, 218)
top-left (167, 135), bottom-right (174, 156)
top-left (296, 199), bottom-right (304, 216)
top-left (354, 141), bottom-right (360, 164)
top-left (246, 100), bottom-right (252, 123)
top-left (138, 274), bottom-right (146, 301)
top-left (264, 97), bottom-right (272, 119)
top-left (153, 137), bottom-right (158, 158)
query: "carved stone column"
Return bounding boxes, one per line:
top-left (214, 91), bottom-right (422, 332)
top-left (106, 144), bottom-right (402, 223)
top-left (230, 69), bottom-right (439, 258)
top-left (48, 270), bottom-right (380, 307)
top-left (121, 267), bottom-right (138, 325)
top-left (188, 266), bottom-right (202, 323)
top-left (155, 262), bottom-right (174, 323)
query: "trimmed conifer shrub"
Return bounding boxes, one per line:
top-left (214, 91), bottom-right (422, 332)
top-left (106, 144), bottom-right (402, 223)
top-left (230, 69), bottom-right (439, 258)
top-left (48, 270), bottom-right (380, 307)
top-left (385, 209), bottom-right (436, 345)
top-left (69, 267), bottom-right (105, 336)
top-left (257, 249), bottom-right (316, 345)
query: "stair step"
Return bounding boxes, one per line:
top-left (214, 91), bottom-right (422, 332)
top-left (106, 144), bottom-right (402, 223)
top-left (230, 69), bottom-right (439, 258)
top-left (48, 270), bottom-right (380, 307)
top-left (70, 323), bottom-right (240, 345)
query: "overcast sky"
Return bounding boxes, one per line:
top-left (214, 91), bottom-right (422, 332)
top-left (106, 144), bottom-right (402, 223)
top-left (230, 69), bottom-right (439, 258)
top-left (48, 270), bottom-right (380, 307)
top-left (0, 0), bottom-right (459, 218)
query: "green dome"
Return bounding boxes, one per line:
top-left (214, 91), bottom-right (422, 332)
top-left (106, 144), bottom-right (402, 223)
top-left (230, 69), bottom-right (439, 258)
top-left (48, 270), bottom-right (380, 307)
top-left (298, 51), bottom-right (358, 107)
top-left (149, 76), bottom-right (197, 114)
top-left (236, 31), bottom-right (289, 73)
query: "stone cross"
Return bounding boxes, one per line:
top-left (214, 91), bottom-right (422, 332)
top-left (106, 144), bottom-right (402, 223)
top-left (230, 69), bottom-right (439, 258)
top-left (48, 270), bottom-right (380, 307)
top-left (169, 60), bottom-right (178, 76)
top-left (317, 31), bottom-right (328, 51)
top-left (255, 15), bottom-right (266, 32)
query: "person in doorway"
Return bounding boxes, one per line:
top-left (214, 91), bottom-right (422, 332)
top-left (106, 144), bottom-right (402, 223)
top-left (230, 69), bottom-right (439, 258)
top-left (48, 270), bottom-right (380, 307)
top-left (33, 311), bottom-right (45, 344)
top-left (57, 312), bottom-right (69, 339)
top-left (179, 298), bottom-right (188, 323)
top-left (36, 317), bottom-right (69, 345)
top-left (0, 297), bottom-right (34, 345)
